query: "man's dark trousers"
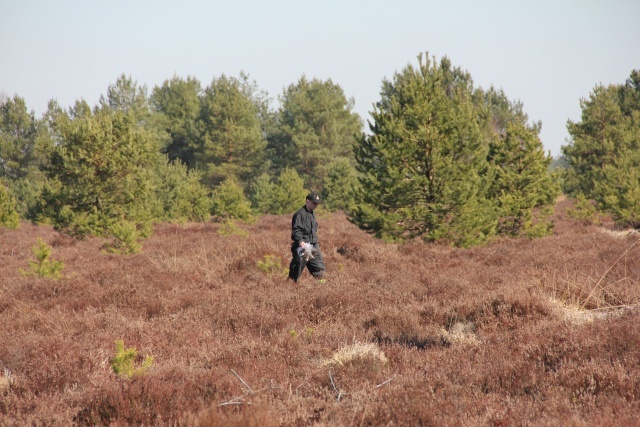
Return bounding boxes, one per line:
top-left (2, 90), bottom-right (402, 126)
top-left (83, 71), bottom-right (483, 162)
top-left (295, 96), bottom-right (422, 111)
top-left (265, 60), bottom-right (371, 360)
top-left (288, 243), bottom-right (325, 282)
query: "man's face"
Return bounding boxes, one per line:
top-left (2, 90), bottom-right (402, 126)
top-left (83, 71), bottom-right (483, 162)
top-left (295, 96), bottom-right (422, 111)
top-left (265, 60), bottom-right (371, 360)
top-left (306, 200), bottom-right (319, 211)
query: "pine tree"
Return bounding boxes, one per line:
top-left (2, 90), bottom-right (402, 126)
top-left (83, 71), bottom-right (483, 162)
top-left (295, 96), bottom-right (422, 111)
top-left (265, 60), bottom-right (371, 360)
top-left (196, 74), bottom-right (268, 189)
top-left (268, 76), bottom-right (362, 191)
top-left (150, 75), bottom-right (202, 168)
top-left (321, 158), bottom-right (361, 212)
top-left (352, 54), bottom-right (496, 247)
top-left (0, 95), bottom-right (49, 217)
top-left (488, 121), bottom-right (558, 237)
top-left (562, 70), bottom-right (640, 227)
top-left (270, 168), bottom-right (308, 215)
top-left (38, 107), bottom-right (161, 237)
top-left (210, 177), bottom-right (253, 221)
top-left (250, 173), bottom-right (275, 215)
top-left (562, 85), bottom-right (623, 198)
top-left (153, 158), bottom-right (212, 223)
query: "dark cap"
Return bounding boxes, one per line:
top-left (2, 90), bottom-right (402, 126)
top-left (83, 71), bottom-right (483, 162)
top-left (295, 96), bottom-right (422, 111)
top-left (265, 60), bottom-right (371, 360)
top-left (306, 192), bottom-right (322, 204)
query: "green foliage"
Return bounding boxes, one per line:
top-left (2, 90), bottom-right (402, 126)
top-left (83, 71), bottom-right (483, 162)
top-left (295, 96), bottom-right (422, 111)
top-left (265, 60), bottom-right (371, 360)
top-left (99, 74), bottom-right (151, 123)
top-left (352, 53), bottom-right (496, 247)
top-left (268, 76), bottom-right (362, 190)
top-left (0, 95), bottom-right (40, 181)
top-left (321, 158), bottom-right (361, 212)
top-left (111, 339), bottom-right (153, 378)
top-left (288, 327), bottom-right (314, 340)
top-left (210, 177), bottom-right (253, 221)
top-left (250, 173), bottom-right (275, 215)
top-left (476, 86), bottom-right (538, 137)
top-left (487, 121), bottom-right (559, 238)
top-left (562, 70), bottom-right (640, 227)
top-left (196, 73), bottom-right (268, 188)
top-left (597, 153), bottom-right (640, 226)
top-left (566, 194), bottom-right (601, 225)
top-left (0, 182), bottom-right (19, 229)
top-left (19, 238), bottom-right (64, 279)
top-left (217, 219), bottom-right (249, 237)
top-left (249, 168), bottom-right (307, 215)
top-left (256, 254), bottom-right (287, 276)
top-left (150, 75), bottom-right (202, 168)
top-left (153, 158), bottom-right (212, 223)
top-left (103, 221), bottom-right (143, 254)
top-left (351, 53), bottom-right (558, 246)
top-left (37, 106), bottom-right (161, 237)
top-left (268, 168), bottom-right (308, 215)
top-left (0, 95), bottom-right (50, 218)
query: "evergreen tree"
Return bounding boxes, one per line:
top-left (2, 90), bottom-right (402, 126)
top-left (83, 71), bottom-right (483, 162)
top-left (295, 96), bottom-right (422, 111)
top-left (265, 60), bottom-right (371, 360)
top-left (562, 85), bottom-right (623, 198)
top-left (196, 74), bottom-right (268, 188)
top-left (488, 121), bottom-right (558, 237)
top-left (0, 95), bottom-right (39, 181)
top-left (476, 86), bottom-right (537, 137)
top-left (153, 158), bottom-right (212, 223)
top-left (210, 177), bottom-right (253, 221)
top-left (250, 173), bottom-right (275, 215)
top-left (269, 168), bottom-right (308, 215)
top-left (99, 74), bottom-right (151, 123)
top-left (268, 76), bottom-right (362, 190)
top-left (321, 158), bottom-right (361, 212)
top-left (0, 95), bottom-right (49, 217)
top-left (352, 54), bottom-right (496, 247)
top-left (562, 70), bottom-right (640, 227)
top-left (37, 107), bottom-right (161, 237)
top-left (150, 75), bottom-right (202, 168)
top-left (248, 168), bottom-right (307, 215)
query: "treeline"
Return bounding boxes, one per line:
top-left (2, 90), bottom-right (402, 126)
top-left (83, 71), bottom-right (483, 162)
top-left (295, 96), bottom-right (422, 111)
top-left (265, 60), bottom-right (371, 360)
top-left (1, 53), bottom-right (639, 247)
top-left (0, 72), bottom-right (361, 242)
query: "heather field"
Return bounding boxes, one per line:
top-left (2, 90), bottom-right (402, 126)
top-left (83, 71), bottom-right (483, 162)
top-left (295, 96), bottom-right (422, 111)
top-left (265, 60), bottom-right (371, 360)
top-left (1, 199), bottom-right (640, 426)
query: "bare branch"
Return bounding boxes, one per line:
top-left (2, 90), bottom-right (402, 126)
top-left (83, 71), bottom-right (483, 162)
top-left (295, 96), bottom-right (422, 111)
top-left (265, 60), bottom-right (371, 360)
top-left (230, 369), bottom-right (254, 393)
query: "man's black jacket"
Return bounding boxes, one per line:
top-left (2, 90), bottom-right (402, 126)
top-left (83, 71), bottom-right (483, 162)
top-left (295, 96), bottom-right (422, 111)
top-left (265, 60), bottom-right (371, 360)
top-left (291, 205), bottom-right (318, 247)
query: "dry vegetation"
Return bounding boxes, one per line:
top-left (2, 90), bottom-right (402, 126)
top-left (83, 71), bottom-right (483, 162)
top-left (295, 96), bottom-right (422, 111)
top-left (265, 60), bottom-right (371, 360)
top-left (1, 198), bottom-right (640, 426)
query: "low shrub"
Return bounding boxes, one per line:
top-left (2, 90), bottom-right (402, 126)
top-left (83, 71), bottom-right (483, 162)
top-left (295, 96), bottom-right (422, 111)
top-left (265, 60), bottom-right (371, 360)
top-left (19, 237), bottom-right (64, 279)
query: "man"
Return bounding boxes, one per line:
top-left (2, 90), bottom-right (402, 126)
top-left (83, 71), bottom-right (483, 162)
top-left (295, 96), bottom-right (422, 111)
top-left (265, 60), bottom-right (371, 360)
top-left (288, 192), bottom-right (325, 282)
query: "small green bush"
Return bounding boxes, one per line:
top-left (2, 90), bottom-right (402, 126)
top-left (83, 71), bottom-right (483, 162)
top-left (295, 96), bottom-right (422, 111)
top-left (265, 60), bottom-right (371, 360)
top-left (217, 219), bottom-right (249, 237)
top-left (103, 221), bottom-right (142, 254)
top-left (0, 183), bottom-right (19, 229)
top-left (111, 339), bottom-right (153, 378)
top-left (256, 254), bottom-right (287, 276)
top-left (19, 238), bottom-right (64, 279)
top-left (211, 177), bottom-right (253, 221)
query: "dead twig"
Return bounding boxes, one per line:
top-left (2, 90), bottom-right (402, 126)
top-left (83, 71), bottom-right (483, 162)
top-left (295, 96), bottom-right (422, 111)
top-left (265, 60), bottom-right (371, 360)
top-left (329, 370), bottom-right (345, 401)
top-left (217, 370), bottom-right (278, 407)
top-left (376, 374), bottom-right (397, 388)
top-left (230, 368), bottom-right (254, 393)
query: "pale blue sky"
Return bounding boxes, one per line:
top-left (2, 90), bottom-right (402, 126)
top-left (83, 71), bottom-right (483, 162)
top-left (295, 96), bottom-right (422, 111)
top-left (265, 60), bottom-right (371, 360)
top-left (1, 0), bottom-right (638, 157)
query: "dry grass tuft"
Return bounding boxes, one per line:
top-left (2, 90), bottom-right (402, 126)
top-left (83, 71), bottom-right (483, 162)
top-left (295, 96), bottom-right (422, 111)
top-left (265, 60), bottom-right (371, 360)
top-left (0, 367), bottom-right (13, 393)
top-left (322, 341), bottom-right (388, 367)
top-left (548, 297), bottom-right (610, 325)
top-left (598, 227), bottom-right (639, 238)
top-left (439, 321), bottom-right (479, 345)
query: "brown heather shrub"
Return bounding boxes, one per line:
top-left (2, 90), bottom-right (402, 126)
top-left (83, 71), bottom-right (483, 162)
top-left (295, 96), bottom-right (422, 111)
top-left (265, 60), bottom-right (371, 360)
top-left (2, 202), bottom-right (640, 425)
